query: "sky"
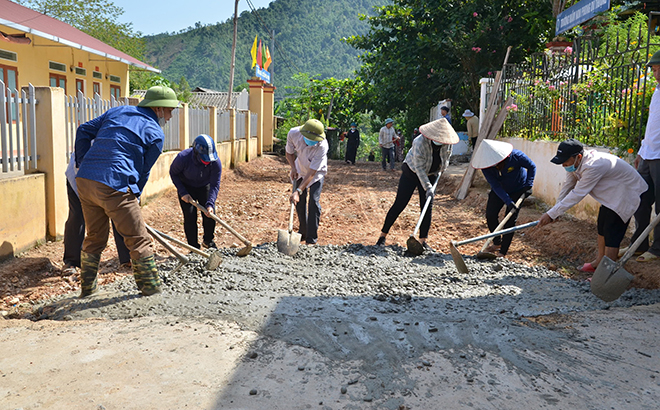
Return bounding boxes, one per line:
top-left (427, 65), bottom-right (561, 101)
top-left (111, 0), bottom-right (274, 36)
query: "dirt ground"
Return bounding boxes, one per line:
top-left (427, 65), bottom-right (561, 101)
top-left (2, 154), bottom-right (660, 316)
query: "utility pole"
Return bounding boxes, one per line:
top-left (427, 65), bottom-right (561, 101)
top-left (271, 29), bottom-right (275, 84)
top-left (227, 0), bottom-right (239, 110)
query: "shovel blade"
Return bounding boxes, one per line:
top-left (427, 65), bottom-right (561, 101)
top-left (450, 242), bottom-right (469, 274)
top-left (406, 236), bottom-right (424, 256)
top-left (277, 229), bottom-right (301, 256)
top-left (591, 256), bottom-right (634, 302)
top-left (204, 251), bottom-right (223, 270)
top-left (237, 243), bottom-right (252, 257)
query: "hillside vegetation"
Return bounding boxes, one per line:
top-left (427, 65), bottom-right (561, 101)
top-left (144, 0), bottom-right (382, 95)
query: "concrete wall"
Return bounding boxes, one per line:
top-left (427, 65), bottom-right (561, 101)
top-left (501, 137), bottom-right (609, 221)
top-left (235, 140), bottom-right (247, 165)
top-left (0, 174), bottom-right (46, 260)
top-left (249, 137), bottom-right (259, 160)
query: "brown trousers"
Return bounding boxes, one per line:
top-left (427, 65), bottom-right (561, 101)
top-left (76, 178), bottom-right (153, 260)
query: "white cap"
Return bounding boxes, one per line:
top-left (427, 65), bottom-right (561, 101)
top-left (471, 139), bottom-right (513, 169)
top-left (418, 118), bottom-right (459, 144)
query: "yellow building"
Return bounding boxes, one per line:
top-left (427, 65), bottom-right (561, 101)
top-left (0, 0), bottom-right (158, 98)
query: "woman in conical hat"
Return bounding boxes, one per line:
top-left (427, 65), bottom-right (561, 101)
top-left (472, 139), bottom-right (536, 256)
top-left (376, 118), bottom-right (459, 250)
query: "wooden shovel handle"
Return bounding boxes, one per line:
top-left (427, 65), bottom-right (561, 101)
top-left (145, 225), bottom-right (189, 264)
top-left (479, 195), bottom-right (525, 253)
top-left (191, 200), bottom-right (251, 246)
top-left (150, 226), bottom-right (210, 258)
top-left (413, 173), bottom-right (442, 237)
top-left (619, 211), bottom-right (660, 265)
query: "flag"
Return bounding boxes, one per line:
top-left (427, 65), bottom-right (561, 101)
top-left (261, 42), bottom-right (267, 68)
top-left (250, 35), bottom-right (257, 68)
top-left (256, 39), bottom-right (263, 68)
top-left (264, 46), bottom-right (272, 70)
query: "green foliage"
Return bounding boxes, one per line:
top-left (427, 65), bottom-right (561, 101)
top-left (345, 0), bottom-right (556, 133)
top-left (143, 0), bottom-right (382, 97)
top-left (171, 76), bottom-right (193, 103)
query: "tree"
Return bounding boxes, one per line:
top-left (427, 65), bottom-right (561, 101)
top-left (345, 0), bottom-right (556, 130)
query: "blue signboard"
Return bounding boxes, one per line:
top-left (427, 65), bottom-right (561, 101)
top-left (255, 66), bottom-right (271, 83)
top-left (556, 0), bottom-right (610, 35)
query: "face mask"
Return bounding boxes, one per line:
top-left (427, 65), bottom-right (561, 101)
top-left (158, 117), bottom-right (167, 127)
top-left (303, 136), bottom-right (319, 146)
top-left (432, 140), bottom-right (442, 146)
top-left (563, 156), bottom-right (579, 172)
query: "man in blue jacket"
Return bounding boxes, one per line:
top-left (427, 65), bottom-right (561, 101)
top-left (75, 85), bottom-right (179, 297)
top-left (170, 134), bottom-right (222, 249)
top-left (472, 140), bottom-right (536, 256)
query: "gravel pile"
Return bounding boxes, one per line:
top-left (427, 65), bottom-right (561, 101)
top-left (34, 243), bottom-right (660, 324)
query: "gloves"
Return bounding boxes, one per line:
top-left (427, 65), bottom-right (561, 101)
top-left (426, 188), bottom-right (435, 201)
top-left (509, 203), bottom-right (520, 214)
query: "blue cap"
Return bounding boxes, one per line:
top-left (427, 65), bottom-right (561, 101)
top-left (385, 118), bottom-right (394, 125)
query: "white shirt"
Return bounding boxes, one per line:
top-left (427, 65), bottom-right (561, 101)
top-left (639, 86), bottom-right (660, 160)
top-left (378, 125), bottom-right (395, 148)
top-left (285, 127), bottom-right (328, 186)
top-left (547, 150), bottom-right (648, 222)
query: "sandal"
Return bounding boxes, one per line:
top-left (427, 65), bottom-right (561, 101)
top-left (484, 244), bottom-right (501, 253)
top-left (636, 252), bottom-right (659, 262)
top-left (618, 247), bottom-right (644, 258)
top-left (577, 263), bottom-right (595, 273)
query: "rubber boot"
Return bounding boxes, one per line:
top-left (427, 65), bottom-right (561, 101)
top-left (132, 255), bottom-right (162, 296)
top-left (79, 251), bottom-right (101, 297)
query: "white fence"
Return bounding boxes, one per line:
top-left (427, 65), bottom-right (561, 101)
top-left (64, 91), bottom-right (129, 163)
top-left (189, 107), bottom-right (211, 139)
top-left (218, 110), bottom-right (231, 142)
top-left (0, 81), bottom-right (37, 175)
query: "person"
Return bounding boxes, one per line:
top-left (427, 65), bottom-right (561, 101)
top-left (395, 130), bottom-right (404, 162)
top-left (472, 140), bottom-right (536, 257)
top-left (345, 122), bottom-right (360, 165)
top-left (463, 109), bottom-right (480, 149)
top-left (170, 134), bottom-right (222, 249)
top-left (62, 152), bottom-right (131, 276)
top-left (379, 118), bottom-right (397, 171)
top-left (538, 139), bottom-right (647, 272)
top-left (627, 50), bottom-right (660, 262)
top-left (286, 119), bottom-right (329, 245)
top-left (376, 118), bottom-right (458, 249)
top-left (440, 106), bottom-right (452, 125)
top-left (368, 151), bottom-right (375, 162)
top-left (74, 85), bottom-right (179, 297)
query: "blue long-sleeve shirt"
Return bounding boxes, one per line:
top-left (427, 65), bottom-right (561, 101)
top-left (75, 105), bottom-right (164, 196)
top-left (481, 149), bottom-right (536, 206)
top-left (169, 148), bottom-right (222, 209)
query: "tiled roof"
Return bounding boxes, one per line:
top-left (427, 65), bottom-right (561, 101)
top-left (0, 0), bottom-right (158, 72)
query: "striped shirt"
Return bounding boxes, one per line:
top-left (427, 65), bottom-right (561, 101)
top-left (404, 135), bottom-right (452, 191)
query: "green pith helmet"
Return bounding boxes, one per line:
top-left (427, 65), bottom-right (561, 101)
top-left (138, 85), bottom-right (180, 108)
top-left (648, 50), bottom-right (660, 66)
top-left (300, 119), bottom-right (326, 141)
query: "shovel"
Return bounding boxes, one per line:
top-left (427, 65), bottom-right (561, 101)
top-left (277, 181), bottom-right (302, 256)
top-left (150, 227), bottom-right (223, 270)
top-left (591, 211), bottom-right (660, 302)
top-left (191, 200), bottom-right (252, 257)
top-left (407, 174), bottom-right (442, 256)
top-left (145, 224), bottom-right (190, 274)
top-left (450, 220), bottom-right (539, 273)
top-left (476, 195), bottom-right (525, 260)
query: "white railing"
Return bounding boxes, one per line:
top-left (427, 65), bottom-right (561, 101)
top-left (189, 107), bottom-right (210, 139)
top-left (217, 110), bottom-right (231, 142)
top-left (65, 91), bottom-right (128, 163)
top-left (162, 108), bottom-right (180, 151)
top-left (0, 82), bottom-right (37, 175)
top-left (250, 112), bottom-right (258, 137)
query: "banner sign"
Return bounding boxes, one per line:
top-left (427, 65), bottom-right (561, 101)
top-left (255, 66), bottom-right (271, 83)
top-left (556, 0), bottom-right (609, 35)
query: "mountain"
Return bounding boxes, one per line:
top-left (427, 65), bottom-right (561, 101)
top-left (144, 0), bottom-right (383, 96)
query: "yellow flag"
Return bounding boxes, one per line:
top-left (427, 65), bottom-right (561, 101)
top-left (250, 35), bottom-right (257, 68)
top-left (264, 46), bottom-right (272, 70)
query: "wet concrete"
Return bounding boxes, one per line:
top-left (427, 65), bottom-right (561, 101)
top-left (24, 243), bottom-right (660, 409)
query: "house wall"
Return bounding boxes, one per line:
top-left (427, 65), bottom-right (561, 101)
top-left (0, 23), bottom-right (129, 98)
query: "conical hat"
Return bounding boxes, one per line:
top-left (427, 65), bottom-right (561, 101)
top-left (471, 139), bottom-right (513, 169)
top-left (418, 118), bottom-right (459, 144)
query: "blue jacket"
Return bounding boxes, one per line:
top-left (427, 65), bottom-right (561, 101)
top-left (481, 149), bottom-right (536, 206)
top-left (75, 105), bottom-right (164, 196)
top-left (169, 148), bottom-right (222, 209)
